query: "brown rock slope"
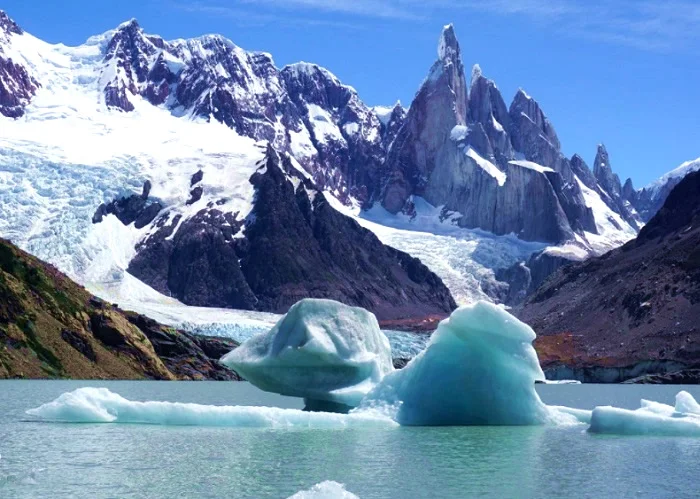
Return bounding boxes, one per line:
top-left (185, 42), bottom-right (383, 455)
top-left (0, 238), bottom-right (240, 380)
top-left (519, 171), bottom-right (700, 381)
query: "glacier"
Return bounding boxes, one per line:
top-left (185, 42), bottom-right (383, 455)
top-left (221, 299), bottom-right (394, 408)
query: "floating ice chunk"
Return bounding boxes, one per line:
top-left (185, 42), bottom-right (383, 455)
top-left (221, 299), bottom-right (394, 408)
top-left (675, 390), bottom-right (700, 415)
top-left (357, 301), bottom-right (572, 426)
top-left (287, 481), bottom-right (359, 499)
top-left (589, 391), bottom-right (700, 436)
top-left (25, 387), bottom-right (397, 428)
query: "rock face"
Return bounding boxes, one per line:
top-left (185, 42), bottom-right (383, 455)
top-left (0, 238), bottom-right (239, 380)
top-left (123, 147), bottom-right (456, 320)
top-left (281, 63), bottom-right (385, 203)
top-left (0, 11), bottom-right (39, 117)
top-left (517, 170), bottom-right (700, 380)
top-left (92, 181), bottom-right (162, 228)
top-left (381, 25), bottom-right (469, 214)
top-left (380, 26), bottom-right (604, 244)
top-left (377, 102), bottom-right (406, 150)
top-left (590, 144), bottom-right (643, 229)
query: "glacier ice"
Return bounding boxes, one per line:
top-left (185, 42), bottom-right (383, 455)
top-left (287, 481), bottom-right (359, 499)
top-left (589, 391), bottom-right (700, 436)
top-left (221, 299), bottom-right (394, 408)
top-left (25, 387), bottom-right (396, 428)
top-left (357, 301), bottom-right (570, 425)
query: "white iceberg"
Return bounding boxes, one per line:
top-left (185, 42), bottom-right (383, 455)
top-left (25, 387), bottom-right (396, 428)
top-left (357, 301), bottom-right (576, 426)
top-left (589, 391), bottom-right (700, 436)
top-left (287, 481), bottom-right (359, 499)
top-left (221, 299), bottom-right (394, 408)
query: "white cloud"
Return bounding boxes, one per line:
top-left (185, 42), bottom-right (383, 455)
top-left (175, 0), bottom-right (700, 51)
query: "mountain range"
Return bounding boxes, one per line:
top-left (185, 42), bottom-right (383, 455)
top-left (1, 9), bottom-right (697, 320)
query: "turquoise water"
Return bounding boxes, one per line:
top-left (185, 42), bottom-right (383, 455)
top-left (2, 381), bottom-right (700, 498)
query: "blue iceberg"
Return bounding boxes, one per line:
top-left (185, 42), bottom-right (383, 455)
top-left (221, 299), bottom-right (394, 408)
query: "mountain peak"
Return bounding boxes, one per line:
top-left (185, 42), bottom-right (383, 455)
top-left (438, 24), bottom-right (460, 62)
top-left (116, 18), bottom-right (141, 32)
top-left (515, 88), bottom-right (532, 101)
top-left (0, 10), bottom-right (22, 35)
top-left (595, 144), bottom-right (610, 169)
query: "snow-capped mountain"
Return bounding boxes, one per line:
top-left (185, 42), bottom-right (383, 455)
top-left (623, 157), bottom-right (700, 223)
top-left (0, 11), bottom-right (671, 316)
top-left (0, 11), bottom-right (456, 320)
top-left (381, 25), bottom-right (638, 249)
top-left (64, 18), bottom-right (386, 205)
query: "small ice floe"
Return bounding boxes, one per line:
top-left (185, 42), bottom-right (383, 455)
top-left (287, 481), bottom-right (359, 499)
top-left (589, 391), bottom-right (700, 436)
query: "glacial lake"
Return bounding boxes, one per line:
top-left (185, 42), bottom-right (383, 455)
top-left (2, 381), bottom-right (700, 498)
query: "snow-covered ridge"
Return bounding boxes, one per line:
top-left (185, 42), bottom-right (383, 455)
top-left (646, 157), bottom-right (700, 193)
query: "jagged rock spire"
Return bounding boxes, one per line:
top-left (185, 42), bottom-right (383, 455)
top-left (467, 64), bottom-right (512, 162)
top-left (594, 144), bottom-right (622, 198)
top-left (438, 24), bottom-right (460, 62)
top-left (381, 23), bottom-right (469, 213)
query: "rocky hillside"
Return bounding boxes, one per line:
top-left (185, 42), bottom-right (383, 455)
top-left (101, 146), bottom-right (456, 320)
top-left (0, 238), bottom-right (240, 379)
top-left (518, 171), bottom-right (700, 381)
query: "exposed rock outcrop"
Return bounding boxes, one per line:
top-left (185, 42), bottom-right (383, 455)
top-left (0, 11), bottom-right (39, 117)
top-left (124, 147), bottom-right (457, 320)
top-left (92, 180), bottom-right (162, 228)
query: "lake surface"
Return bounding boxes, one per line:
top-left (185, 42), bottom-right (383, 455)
top-left (2, 381), bottom-right (700, 498)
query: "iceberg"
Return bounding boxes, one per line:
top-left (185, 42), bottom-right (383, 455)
top-left (589, 391), bottom-right (700, 436)
top-left (221, 299), bottom-right (394, 408)
top-left (25, 387), bottom-right (396, 428)
top-left (357, 301), bottom-right (575, 426)
top-left (26, 298), bottom-right (700, 435)
top-left (287, 481), bottom-right (359, 499)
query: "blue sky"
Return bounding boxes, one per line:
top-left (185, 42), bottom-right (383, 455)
top-left (4, 0), bottom-right (700, 186)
